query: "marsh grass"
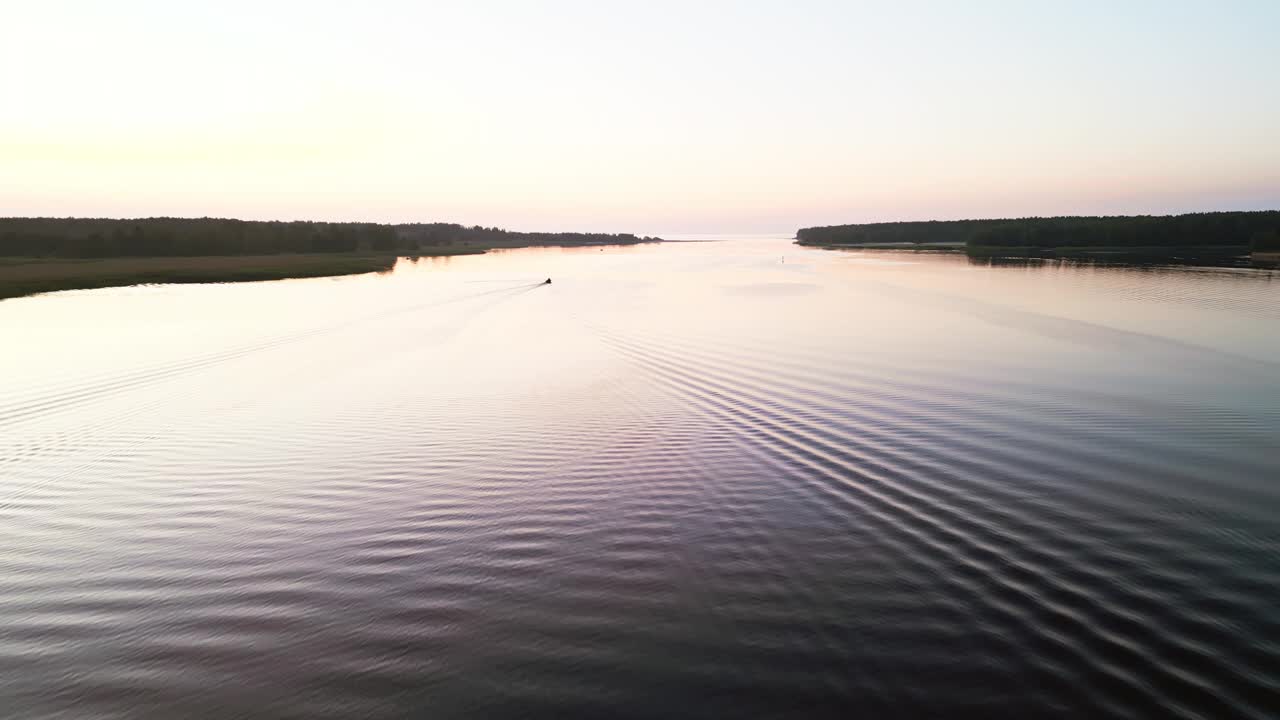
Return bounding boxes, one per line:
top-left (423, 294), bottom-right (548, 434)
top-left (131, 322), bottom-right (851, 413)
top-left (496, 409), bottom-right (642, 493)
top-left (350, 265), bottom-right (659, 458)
top-left (0, 253), bottom-right (403, 300)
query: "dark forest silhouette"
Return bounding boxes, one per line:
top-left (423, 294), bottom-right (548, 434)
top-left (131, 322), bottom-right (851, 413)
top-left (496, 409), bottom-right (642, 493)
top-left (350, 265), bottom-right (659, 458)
top-left (797, 211), bottom-right (1280, 252)
top-left (0, 217), bottom-right (660, 258)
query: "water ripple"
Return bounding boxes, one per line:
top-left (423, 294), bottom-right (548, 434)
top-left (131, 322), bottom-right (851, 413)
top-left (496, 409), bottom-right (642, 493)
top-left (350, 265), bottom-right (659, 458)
top-left (1, 240), bottom-right (1276, 718)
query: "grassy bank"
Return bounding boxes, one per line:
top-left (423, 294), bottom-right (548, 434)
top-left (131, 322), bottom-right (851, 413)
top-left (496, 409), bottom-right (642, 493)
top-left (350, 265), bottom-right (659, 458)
top-left (0, 253), bottom-right (405, 300)
top-left (0, 236), bottom-right (668, 300)
top-left (0, 215), bottom-right (663, 300)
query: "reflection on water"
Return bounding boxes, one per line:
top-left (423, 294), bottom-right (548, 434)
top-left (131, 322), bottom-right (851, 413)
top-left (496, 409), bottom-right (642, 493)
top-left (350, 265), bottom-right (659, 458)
top-left (962, 245), bottom-right (1269, 269)
top-left (1, 238), bottom-right (1278, 719)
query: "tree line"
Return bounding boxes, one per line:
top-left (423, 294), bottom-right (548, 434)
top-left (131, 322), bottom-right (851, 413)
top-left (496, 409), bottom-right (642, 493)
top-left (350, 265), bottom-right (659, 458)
top-left (797, 211), bottom-right (1280, 250)
top-left (0, 217), bottom-right (660, 258)
top-left (796, 219), bottom-right (1007, 246)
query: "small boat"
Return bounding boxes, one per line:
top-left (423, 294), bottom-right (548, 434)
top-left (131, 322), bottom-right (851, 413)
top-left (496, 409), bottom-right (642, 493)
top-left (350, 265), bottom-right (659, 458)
top-left (543, 278), bottom-right (552, 285)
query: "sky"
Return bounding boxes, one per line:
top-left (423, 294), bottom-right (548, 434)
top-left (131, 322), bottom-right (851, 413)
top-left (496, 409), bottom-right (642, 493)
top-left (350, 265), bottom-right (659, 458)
top-left (2, 0), bottom-right (1278, 233)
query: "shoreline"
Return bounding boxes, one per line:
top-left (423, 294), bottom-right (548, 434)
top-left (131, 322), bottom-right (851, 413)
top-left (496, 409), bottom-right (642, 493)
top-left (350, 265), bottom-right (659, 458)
top-left (795, 241), bottom-right (965, 251)
top-left (0, 253), bottom-right (405, 301)
top-left (796, 240), bottom-right (1276, 267)
top-left (0, 217), bottom-right (663, 300)
top-left (794, 212), bottom-right (1279, 268)
top-left (0, 240), bottom-right (661, 301)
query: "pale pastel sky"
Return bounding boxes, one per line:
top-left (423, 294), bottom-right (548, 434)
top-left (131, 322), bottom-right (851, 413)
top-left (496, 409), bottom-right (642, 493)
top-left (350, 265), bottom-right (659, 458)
top-left (2, 0), bottom-right (1278, 233)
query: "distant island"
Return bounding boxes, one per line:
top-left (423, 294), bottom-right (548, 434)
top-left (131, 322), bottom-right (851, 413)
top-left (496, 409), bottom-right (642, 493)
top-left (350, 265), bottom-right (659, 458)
top-left (796, 211), bottom-right (1280, 266)
top-left (0, 217), bottom-right (661, 299)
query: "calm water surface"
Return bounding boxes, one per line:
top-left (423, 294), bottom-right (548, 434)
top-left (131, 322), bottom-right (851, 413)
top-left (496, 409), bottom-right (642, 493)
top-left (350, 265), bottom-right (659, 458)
top-left (2, 237), bottom-right (1278, 719)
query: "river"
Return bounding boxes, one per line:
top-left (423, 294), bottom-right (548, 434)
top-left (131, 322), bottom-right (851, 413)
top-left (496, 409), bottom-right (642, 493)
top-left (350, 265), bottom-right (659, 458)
top-left (2, 237), bottom-right (1277, 718)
